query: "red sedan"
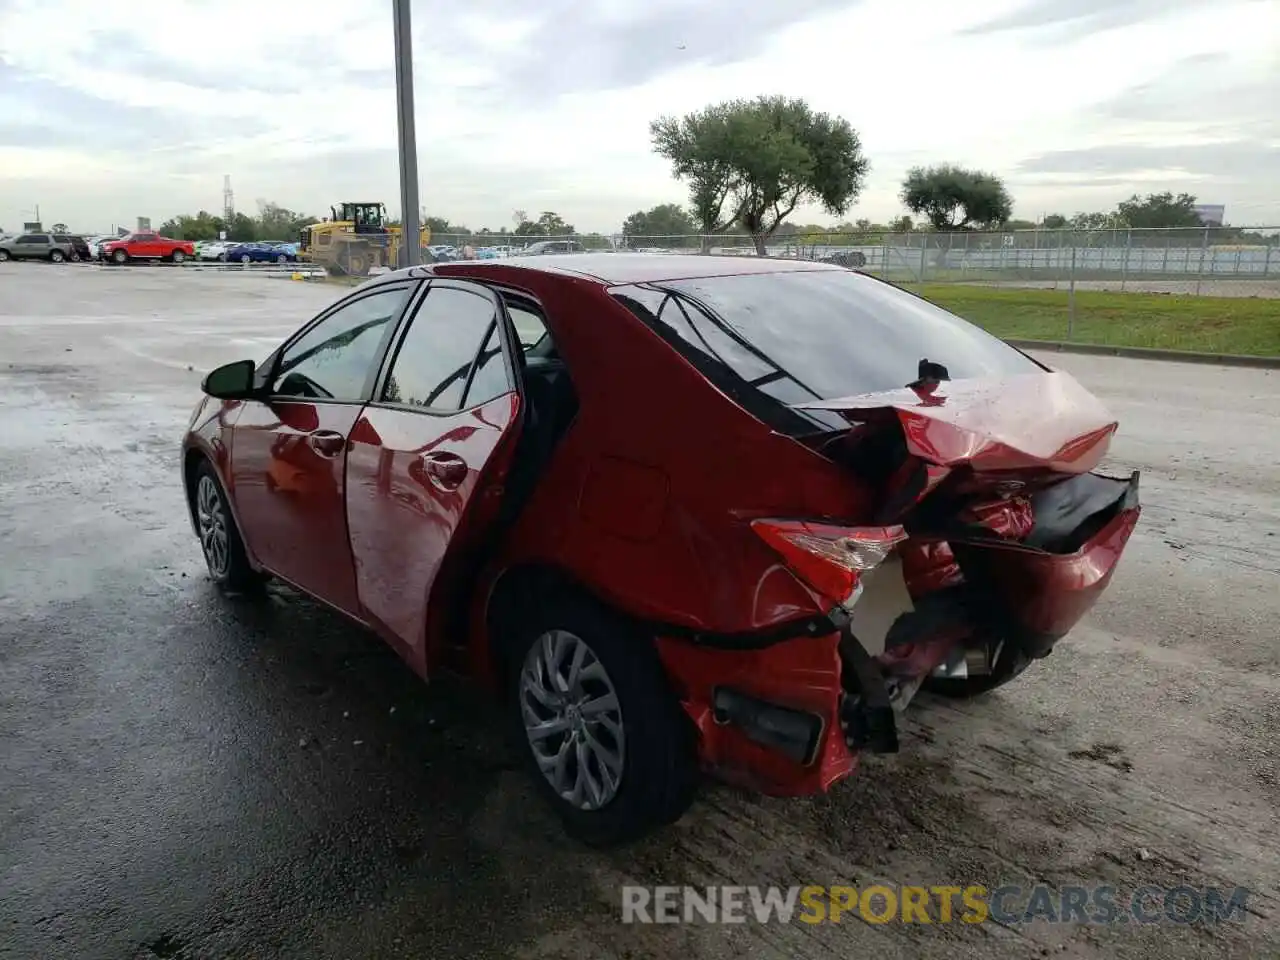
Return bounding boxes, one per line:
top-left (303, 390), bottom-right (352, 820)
top-left (182, 255), bottom-right (1141, 845)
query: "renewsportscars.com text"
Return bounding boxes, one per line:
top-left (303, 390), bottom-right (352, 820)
top-left (621, 884), bottom-right (1251, 925)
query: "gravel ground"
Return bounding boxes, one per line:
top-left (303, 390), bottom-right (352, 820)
top-left (1, 263), bottom-right (1277, 959)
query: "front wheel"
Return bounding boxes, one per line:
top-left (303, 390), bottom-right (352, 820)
top-left (192, 460), bottom-right (263, 592)
top-left (112, 249), bottom-right (128, 264)
top-left (276, 254), bottom-right (287, 263)
top-left (240, 254), bottom-right (251, 264)
top-left (503, 593), bottom-right (698, 846)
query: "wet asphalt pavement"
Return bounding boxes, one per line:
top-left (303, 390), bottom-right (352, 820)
top-left (1, 263), bottom-right (1278, 960)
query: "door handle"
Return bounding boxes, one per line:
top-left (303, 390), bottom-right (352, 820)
top-left (307, 430), bottom-right (346, 457)
top-left (419, 451), bottom-right (468, 490)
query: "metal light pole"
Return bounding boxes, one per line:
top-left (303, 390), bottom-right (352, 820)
top-left (392, 0), bottom-right (421, 268)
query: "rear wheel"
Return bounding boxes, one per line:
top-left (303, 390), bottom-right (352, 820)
top-left (240, 254), bottom-right (251, 264)
top-left (49, 250), bottom-right (66, 263)
top-left (0, 249), bottom-right (9, 262)
top-left (501, 592), bottom-right (698, 846)
top-left (171, 250), bottom-right (185, 263)
top-left (192, 460), bottom-right (263, 592)
top-left (276, 254), bottom-right (287, 264)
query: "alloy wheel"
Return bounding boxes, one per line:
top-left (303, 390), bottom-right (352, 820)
top-left (196, 474), bottom-right (230, 578)
top-left (519, 629), bottom-right (626, 811)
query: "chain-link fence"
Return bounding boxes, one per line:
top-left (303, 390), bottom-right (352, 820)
top-left (430, 226), bottom-right (1280, 298)
top-left (429, 226), bottom-right (1278, 353)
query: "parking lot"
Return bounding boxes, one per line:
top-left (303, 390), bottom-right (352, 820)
top-left (1, 263), bottom-right (1278, 959)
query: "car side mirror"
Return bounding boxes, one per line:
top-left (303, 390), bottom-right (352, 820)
top-left (202, 359), bottom-right (260, 399)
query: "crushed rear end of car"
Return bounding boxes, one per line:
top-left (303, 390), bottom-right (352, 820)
top-left (615, 270), bottom-right (1141, 796)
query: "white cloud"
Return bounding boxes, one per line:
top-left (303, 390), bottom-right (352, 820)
top-left (0, 0), bottom-right (1275, 234)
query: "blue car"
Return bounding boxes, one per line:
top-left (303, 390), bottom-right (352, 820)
top-left (224, 242), bottom-right (297, 264)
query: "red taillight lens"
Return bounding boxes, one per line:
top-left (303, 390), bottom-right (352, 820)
top-left (751, 519), bottom-right (908, 605)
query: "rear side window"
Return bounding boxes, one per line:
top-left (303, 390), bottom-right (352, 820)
top-left (611, 270), bottom-right (1042, 433)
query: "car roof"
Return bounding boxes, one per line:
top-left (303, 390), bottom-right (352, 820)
top-left (372, 253), bottom-right (845, 288)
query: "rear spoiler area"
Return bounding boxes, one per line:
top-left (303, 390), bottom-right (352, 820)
top-left (791, 371), bottom-right (1118, 474)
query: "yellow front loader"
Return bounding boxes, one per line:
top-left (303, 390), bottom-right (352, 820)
top-left (297, 202), bottom-right (431, 277)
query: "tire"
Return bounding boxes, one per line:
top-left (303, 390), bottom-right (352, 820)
top-left (49, 250), bottom-right (66, 263)
top-left (500, 591), bottom-right (698, 846)
top-left (0, 249), bottom-right (10, 262)
top-left (171, 250), bottom-right (185, 263)
top-left (240, 254), bottom-right (251, 264)
top-left (276, 254), bottom-right (287, 264)
top-left (218, 253), bottom-right (228, 262)
top-left (112, 249), bottom-right (128, 264)
top-left (192, 459), bottom-right (263, 593)
top-left (920, 641), bottom-right (1032, 699)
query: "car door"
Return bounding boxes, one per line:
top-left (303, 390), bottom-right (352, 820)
top-left (229, 281), bottom-right (420, 615)
top-left (18, 234), bottom-right (47, 258)
top-left (345, 280), bottom-right (525, 675)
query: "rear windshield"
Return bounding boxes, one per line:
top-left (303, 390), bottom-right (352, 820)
top-left (611, 269), bottom-right (1043, 434)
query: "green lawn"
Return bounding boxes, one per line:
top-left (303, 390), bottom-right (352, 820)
top-left (910, 285), bottom-right (1280, 357)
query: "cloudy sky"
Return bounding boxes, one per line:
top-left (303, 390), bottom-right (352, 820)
top-left (0, 0), bottom-right (1276, 234)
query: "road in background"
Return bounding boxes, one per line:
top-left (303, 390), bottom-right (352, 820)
top-left (1, 265), bottom-right (1277, 959)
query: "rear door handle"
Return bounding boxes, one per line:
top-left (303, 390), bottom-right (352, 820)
top-left (420, 451), bottom-right (468, 490)
top-left (307, 430), bottom-right (346, 457)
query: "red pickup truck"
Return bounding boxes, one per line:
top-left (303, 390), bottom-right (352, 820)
top-left (101, 232), bottom-right (196, 264)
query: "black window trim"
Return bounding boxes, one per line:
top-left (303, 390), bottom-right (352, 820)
top-left (260, 279), bottom-right (424, 406)
top-left (612, 282), bottom-right (824, 437)
top-left (365, 277), bottom-right (527, 419)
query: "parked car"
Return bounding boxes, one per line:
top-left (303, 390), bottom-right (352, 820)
top-left (52, 234), bottom-right (92, 261)
top-left (85, 236), bottom-right (119, 259)
top-left (0, 232), bottom-right (76, 262)
top-left (519, 239), bottom-right (585, 255)
top-left (182, 255), bottom-right (1141, 845)
top-left (425, 244), bottom-right (457, 262)
top-left (101, 232), bottom-right (195, 264)
top-left (224, 242), bottom-right (296, 264)
top-left (197, 241), bottom-right (233, 262)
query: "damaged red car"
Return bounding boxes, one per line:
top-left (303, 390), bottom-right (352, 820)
top-left (181, 255), bottom-right (1141, 845)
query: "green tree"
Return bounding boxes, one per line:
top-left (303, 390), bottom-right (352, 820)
top-left (228, 212), bottom-right (258, 242)
top-left (1042, 213), bottom-right (1068, 229)
top-left (1115, 192), bottom-right (1203, 228)
top-left (159, 210), bottom-right (225, 241)
top-left (622, 203), bottom-right (696, 239)
top-left (889, 215), bottom-right (913, 233)
top-left (899, 164), bottom-right (1013, 231)
top-left (651, 95), bottom-right (869, 255)
top-left (1071, 211), bottom-right (1125, 230)
top-left (254, 201), bottom-right (315, 242)
top-left (535, 211), bottom-right (574, 236)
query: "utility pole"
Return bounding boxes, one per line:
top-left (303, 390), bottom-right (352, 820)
top-left (392, 0), bottom-right (421, 268)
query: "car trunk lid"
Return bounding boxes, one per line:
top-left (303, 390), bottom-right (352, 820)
top-left (791, 369), bottom-right (1118, 474)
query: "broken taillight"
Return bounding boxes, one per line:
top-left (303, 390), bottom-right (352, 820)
top-left (750, 519), bottom-right (908, 606)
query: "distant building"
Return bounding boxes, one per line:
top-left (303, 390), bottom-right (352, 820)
top-left (136, 216), bottom-right (152, 231)
top-left (1193, 204), bottom-right (1225, 226)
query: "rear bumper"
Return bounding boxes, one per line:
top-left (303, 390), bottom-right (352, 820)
top-left (653, 472), bottom-right (1141, 795)
top-left (949, 470), bottom-right (1142, 658)
top-left (655, 630), bottom-right (856, 796)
